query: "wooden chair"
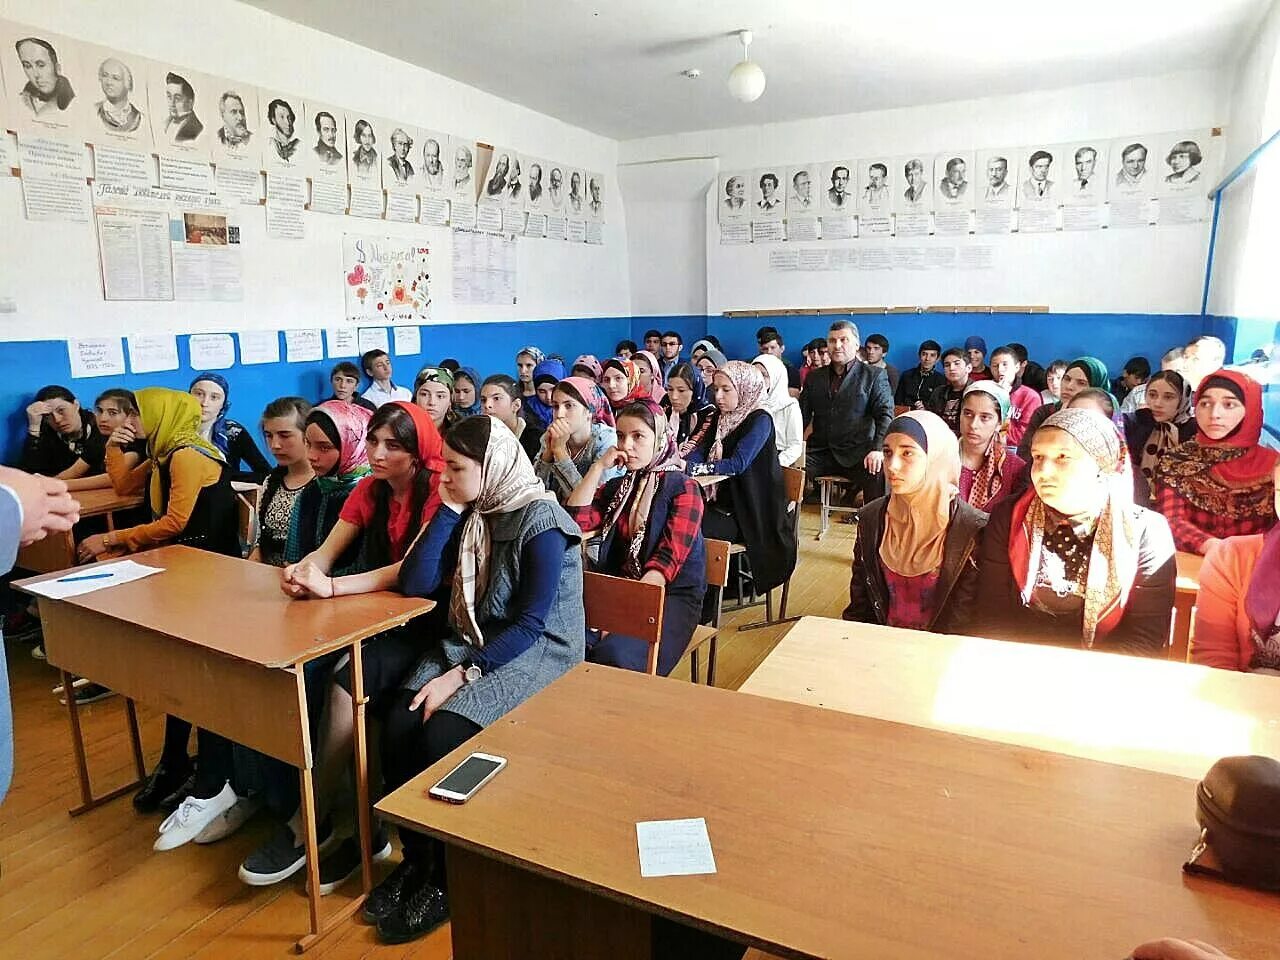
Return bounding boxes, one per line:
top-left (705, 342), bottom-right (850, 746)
top-left (738, 466), bottom-right (805, 633)
top-left (816, 474), bottom-right (855, 540)
top-left (685, 538), bottom-right (732, 686)
top-left (582, 571), bottom-right (665, 675)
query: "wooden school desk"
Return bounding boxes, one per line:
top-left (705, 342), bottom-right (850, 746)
top-left (15, 545), bottom-right (434, 952)
top-left (375, 664), bottom-right (1275, 960)
top-left (739, 616), bottom-right (1280, 782)
top-left (1173, 549), bottom-right (1204, 662)
top-left (14, 487), bottom-right (144, 574)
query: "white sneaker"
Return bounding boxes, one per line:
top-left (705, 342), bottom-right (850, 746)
top-left (31, 644), bottom-right (45, 660)
top-left (154, 782), bottom-right (238, 851)
top-left (194, 795), bottom-right (261, 844)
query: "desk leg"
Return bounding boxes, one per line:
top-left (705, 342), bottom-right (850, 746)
top-left (349, 639), bottom-right (374, 894)
top-left (447, 845), bottom-right (652, 960)
top-left (125, 698), bottom-right (146, 781)
top-left (295, 762), bottom-right (323, 951)
top-left (61, 669), bottom-right (146, 816)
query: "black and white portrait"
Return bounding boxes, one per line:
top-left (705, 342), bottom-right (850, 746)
top-left (751, 168), bottom-right (783, 221)
top-left (937, 156), bottom-right (969, 201)
top-left (587, 173), bottom-right (603, 220)
top-left (1021, 149), bottom-right (1056, 201)
top-left (211, 84), bottom-right (258, 163)
top-left (722, 174), bottom-right (747, 211)
top-left (899, 157), bottom-right (932, 207)
top-left (821, 162), bottom-right (855, 213)
top-left (568, 169), bottom-right (586, 216)
top-left (547, 164), bottom-right (565, 210)
top-left (1164, 139), bottom-right (1203, 185)
top-left (310, 109), bottom-right (343, 166)
top-left (1060, 143), bottom-right (1107, 205)
top-left (11, 35), bottom-right (75, 119)
top-left (159, 70), bottom-right (203, 145)
top-left (505, 155), bottom-right (524, 204)
top-left (387, 127), bottom-right (415, 185)
top-left (92, 53), bottom-right (146, 140)
top-left (1113, 141), bottom-right (1149, 191)
top-left (264, 96), bottom-right (299, 163)
top-left (524, 159), bottom-right (545, 209)
top-left (785, 165), bottom-right (818, 216)
top-left (976, 151), bottom-right (1013, 206)
top-left (420, 133), bottom-right (446, 191)
top-left (485, 151), bottom-right (511, 200)
top-left (451, 141), bottom-right (474, 198)
top-left (859, 161), bottom-right (890, 212)
top-left (350, 116), bottom-right (379, 180)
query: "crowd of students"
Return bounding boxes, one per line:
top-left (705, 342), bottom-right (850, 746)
top-left (3, 322), bottom-right (1277, 945)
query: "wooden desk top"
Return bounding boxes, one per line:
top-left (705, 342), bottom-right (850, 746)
top-left (376, 664), bottom-right (1274, 960)
top-left (694, 473), bottom-right (727, 488)
top-left (1177, 549), bottom-right (1203, 592)
top-left (740, 617), bottom-right (1280, 782)
top-left (72, 487), bottom-right (145, 517)
top-left (14, 544), bottom-right (434, 668)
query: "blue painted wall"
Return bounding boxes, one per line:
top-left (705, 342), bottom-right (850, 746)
top-left (10, 311), bottom-right (1269, 461)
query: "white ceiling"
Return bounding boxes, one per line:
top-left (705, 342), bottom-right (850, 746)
top-left (243, 0), bottom-right (1269, 141)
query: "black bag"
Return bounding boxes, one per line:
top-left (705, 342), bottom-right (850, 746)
top-left (1186, 755), bottom-right (1280, 890)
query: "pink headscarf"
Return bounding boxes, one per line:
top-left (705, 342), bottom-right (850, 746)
top-left (635, 350), bottom-right (667, 404)
top-left (559, 375), bottom-right (616, 428)
top-left (709, 361), bottom-right (767, 463)
top-left (313, 400), bottom-right (373, 478)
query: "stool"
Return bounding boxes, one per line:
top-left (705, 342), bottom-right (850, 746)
top-left (816, 475), bottom-right (855, 541)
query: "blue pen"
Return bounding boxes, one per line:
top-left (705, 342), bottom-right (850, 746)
top-left (55, 572), bottom-right (115, 583)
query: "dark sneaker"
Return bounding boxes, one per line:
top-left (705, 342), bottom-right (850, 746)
top-left (62, 683), bottom-right (115, 706)
top-left (133, 759), bottom-right (192, 813)
top-left (238, 820), bottom-right (334, 886)
top-left (362, 859), bottom-right (418, 924)
top-left (158, 771), bottom-right (198, 814)
top-left (376, 873), bottom-right (449, 944)
top-left (317, 828), bottom-right (393, 895)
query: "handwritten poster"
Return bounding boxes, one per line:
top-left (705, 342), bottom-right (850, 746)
top-left (188, 333), bottom-right (236, 369)
top-left (285, 328), bottom-right (324, 362)
top-left (68, 338), bottom-right (127, 379)
top-left (127, 334), bottom-right (179, 373)
top-left (341, 233), bottom-right (432, 324)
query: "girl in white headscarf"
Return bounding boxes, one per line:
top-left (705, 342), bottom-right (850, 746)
top-left (753, 353), bottom-right (803, 468)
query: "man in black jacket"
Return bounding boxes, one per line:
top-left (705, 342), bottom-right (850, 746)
top-left (894, 339), bottom-right (945, 410)
top-left (800, 320), bottom-right (894, 504)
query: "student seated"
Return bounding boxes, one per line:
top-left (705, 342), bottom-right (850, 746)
top-left (664, 361), bottom-right (715, 456)
top-left (84, 389), bottom-right (241, 813)
top-left (523, 357), bottom-right (566, 429)
top-left (1117, 355), bottom-right (1152, 414)
top-left (957, 382), bottom-right (1028, 512)
top-left (479, 374), bottom-right (542, 462)
top-left (1017, 356), bottom-right (1110, 461)
top-left (413, 366), bottom-right (460, 433)
top-left (754, 354), bottom-right (803, 468)
top-left (1193, 463), bottom-right (1280, 673)
top-left (964, 336), bottom-right (992, 381)
top-left (894, 339), bottom-right (945, 411)
top-left (535, 377), bottom-right (621, 500)
top-left (613, 339), bottom-right (637, 360)
top-left (325, 360), bottom-right (377, 412)
top-left (567, 400), bottom-right (707, 675)
top-left (189, 373), bottom-right (271, 482)
top-left (1124, 370), bottom-right (1195, 508)
top-left (975, 408), bottom-right (1176, 656)
top-left (249, 398), bottom-right (314, 566)
top-left (20, 385), bottom-right (105, 482)
top-left (1041, 359), bottom-right (1067, 405)
top-left (285, 401), bottom-right (373, 569)
top-left (1153, 369), bottom-right (1278, 554)
top-left (515, 345), bottom-right (544, 400)
top-left (367, 416), bottom-right (585, 944)
top-left (360, 349), bottom-right (412, 408)
top-left (633, 349), bottom-right (666, 404)
top-left (571, 354), bottom-right (603, 381)
top-left (686, 361), bottom-right (798, 599)
top-left (926, 347), bottom-right (972, 433)
top-left (988, 345), bottom-right (1042, 448)
top-left (844, 412), bottom-right (986, 633)
top-left (451, 366), bottom-right (482, 418)
top-left (87, 388), bottom-right (147, 491)
top-left (601, 357), bottom-right (647, 414)
top-left (693, 347), bottom-right (726, 387)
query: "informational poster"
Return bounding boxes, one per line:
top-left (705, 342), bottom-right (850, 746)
top-left (238, 330), bottom-right (280, 365)
top-left (566, 218), bottom-right (588, 243)
top-left (476, 203), bottom-right (503, 233)
top-left (385, 192), bottom-right (417, 222)
top-left (420, 195), bottom-right (450, 226)
top-left (17, 134), bottom-right (87, 179)
top-left (172, 204), bottom-right (243, 301)
top-left (349, 185), bottom-right (384, 219)
top-left (585, 220), bottom-right (604, 245)
top-left (357, 326), bottom-right (389, 356)
top-left (68, 337), bottom-right (127, 379)
top-left (266, 173), bottom-right (307, 206)
top-left (285, 328), bottom-right (324, 362)
top-left (94, 144), bottom-right (154, 187)
top-left (857, 158), bottom-right (892, 237)
top-left (393, 325), bottom-right (421, 356)
top-left (22, 174), bottom-right (90, 222)
top-left (214, 165), bottom-right (262, 205)
top-left (1060, 141), bottom-right (1108, 231)
top-left (449, 139), bottom-right (478, 227)
top-left (451, 229), bottom-right (517, 306)
top-left (304, 101), bottom-right (346, 181)
top-left (750, 220), bottom-right (784, 244)
top-left (127, 334), bottom-right (179, 373)
top-left (309, 179), bottom-right (347, 215)
top-left (159, 155), bottom-right (213, 192)
top-left (545, 214), bottom-right (567, 241)
top-left (341, 233), bottom-right (432, 323)
top-left (751, 166), bottom-right (784, 232)
top-left (1154, 129), bottom-right (1219, 225)
top-left (975, 148), bottom-right (1017, 235)
top-left (94, 183), bottom-right (174, 300)
top-left (327, 325), bottom-right (358, 358)
top-left (784, 163), bottom-right (820, 238)
top-left (1014, 145), bottom-right (1062, 233)
top-left (893, 154), bottom-right (934, 237)
top-left (1108, 135), bottom-right (1156, 229)
top-left (787, 216), bottom-right (820, 242)
top-left (933, 151), bottom-right (974, 236)
top-left (265, 201), bottom-right (304, 239)
top-left (188, 333), bottom-right (236, 369)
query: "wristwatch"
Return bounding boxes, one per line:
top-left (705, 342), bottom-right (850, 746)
top-left (463, 663), bottom-right (483, 684)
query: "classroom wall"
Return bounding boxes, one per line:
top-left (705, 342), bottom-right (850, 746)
top-left (618, 69), bottom-right (1228, 316)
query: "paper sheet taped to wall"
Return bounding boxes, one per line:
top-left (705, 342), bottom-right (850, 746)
top-left (451, 229), bottom-right (516, 306)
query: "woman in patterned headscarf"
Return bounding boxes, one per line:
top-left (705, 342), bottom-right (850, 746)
top-left (957, 381), bottom-right (1028, 512)
top-left (599, 357), bottom-right (649, 413)
top-left (514, 345), bottom-right (545, 401)
top-left (570, 354), bottom-right (603, 382)
top-left (371, 415), bottom-right (584, 944)
top-left (976, 407), bottom-right (1176, 655)
top-left (534, 376), bottom-right (622, 501)
top-left (685, 361), bottom-right (797, 597)
top-left (1017, 356), bottom-right (1113, 462)
top-left (567, 399), bottom-right (708, 676)
top-left (1123, 369), bottom-right (1195, 508)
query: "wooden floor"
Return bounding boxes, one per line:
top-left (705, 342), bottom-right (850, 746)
top-left (0, 506), bottom-right (856, 959)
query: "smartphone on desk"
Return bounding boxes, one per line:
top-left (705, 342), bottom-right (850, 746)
top-left (428, 752), bottom-right (507, 803)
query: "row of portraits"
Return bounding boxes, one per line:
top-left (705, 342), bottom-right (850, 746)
top-left (0, 19), bottom-right (605, 218)
top-left (718, 132), bottom-right (1220, 224)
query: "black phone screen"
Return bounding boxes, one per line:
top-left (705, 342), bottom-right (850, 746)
top-left (433, 755), bottom-right (502, 797)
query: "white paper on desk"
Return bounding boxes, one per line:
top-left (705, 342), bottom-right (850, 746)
top-left (636, 818), bottom-right (717, 878)
top-left (25, 560), bottom-right (164, 600)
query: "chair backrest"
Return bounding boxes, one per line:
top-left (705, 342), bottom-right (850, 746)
top-left (703, 538), bottom-right (732, 589)
top-left (782, 466), bottom-right (805, 506)
top-left (582, 571), bottom-right (665, 675)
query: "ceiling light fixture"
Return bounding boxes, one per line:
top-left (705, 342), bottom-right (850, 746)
top-left (726, 29), bottom-right (765, 103)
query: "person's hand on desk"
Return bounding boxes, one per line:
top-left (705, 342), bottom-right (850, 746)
top-left (1130, 939), bottom-right (1236, 960)
top-left (77, 533), bottom-right (111, 561)
top-left (281, 559), bottom-right (334, 599)
top-left (864, 450), bottom-right (884, 475)
top-left (409, 665), bottom-right (465, 720)
top-left (0, 466), bottom-right (80, 545)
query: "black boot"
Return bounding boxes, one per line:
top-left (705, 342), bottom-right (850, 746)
top-left (132, 758), bottom-right (192, 813)
top-left (376, 869), bottom-right (449, 944)
top-left (362, 859), bottom-right (419, 923)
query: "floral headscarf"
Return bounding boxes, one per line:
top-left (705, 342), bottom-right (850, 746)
top-left (635, 350), bottom-right (667, 404)
top-left (961, 381), bottom-right (1014, 512)
top-left (571, 354), bottom-right (603, 381)
top-left (708, 360), bottom-right (767, 464)
top-left (559, 376), bottom-right (615, 428)
top-left (601, 357), bottom-right (649, 411)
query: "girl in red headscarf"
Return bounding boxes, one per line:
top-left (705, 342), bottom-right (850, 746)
top-left (1152, 370), bottom-right (1278, 555)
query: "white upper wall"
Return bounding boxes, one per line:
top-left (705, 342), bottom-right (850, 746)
top-left (620, 69), bottom-right (1229, 316)
top-left (0, 0), bottom-right (630, 340)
